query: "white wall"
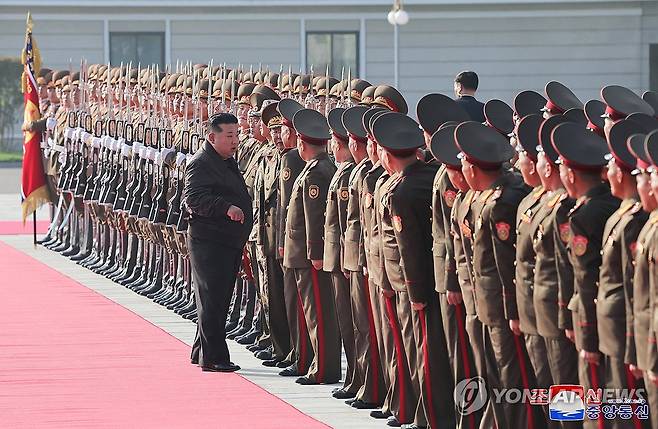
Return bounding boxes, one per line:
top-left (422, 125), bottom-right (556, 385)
top-left (0, 1), bottom-right (654, 114)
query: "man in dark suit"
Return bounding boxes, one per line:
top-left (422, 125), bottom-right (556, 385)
top-left (183, 113), bottom-right (254, 373)
top-left (454, 71), bottom-right (486, 123)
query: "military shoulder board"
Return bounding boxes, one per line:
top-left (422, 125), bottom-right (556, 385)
top-left (547, 192), bottom-right (563, 208)
top-left (629, 202), bottom-right (642, 215)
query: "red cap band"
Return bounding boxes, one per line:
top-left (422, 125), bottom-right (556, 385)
top-left (605, 105), bottom-right (625, 122)
top-left (545, 100), bottom-right (564, 114)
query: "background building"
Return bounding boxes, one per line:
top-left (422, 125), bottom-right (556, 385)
top-left (1, 0), bottom-right (658, 113)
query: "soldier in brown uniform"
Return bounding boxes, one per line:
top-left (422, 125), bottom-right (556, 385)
top-left (361, 108), bottom-right (418, 426)
top-left (276, 98), bottom-right (313, 377)
top-left (226, 82), bottom-right (262, 342)
top-left (430, 121), bottom-right (492, 429)
top-left (374, 126), bottom-right (420, 428)
top-left (642, 132), bottom-right (658, 426)
top-left (376, 112), bottom-right (456, 429)
top-left (513, 113), bottom-right (557, 427)
top-left (323, 106), bottom-right (360, 399)
top-left (339, 105), bottom-right (386, 410)
top-left (418, 93), bottom-right (478, 428)
top-left (534, 115), bottom-right (581, 413)
top-left (283, 108), bottom-right (341, 385)
top-left (255, 102), bottom-right (293, 368)
top-left (235, 86), bottom-right (280, 348)
top-left (369, 88), bottom-right (424, 428)
top-left (598, 113), bottom-right (652, 429)
top-left (552, 122), bottom-right (621, 429)
top-left (456, 121), bottom-right (545, 429)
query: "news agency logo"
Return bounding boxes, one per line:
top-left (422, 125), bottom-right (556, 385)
top-left (548, 385), bottom-right (586, 421)
top-left (454, 378), bottom-right (648, 421)
top-left (454, 376), bottom-right (487, 416)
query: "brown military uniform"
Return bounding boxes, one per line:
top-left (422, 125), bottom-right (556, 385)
top-left (237, 133), bottom-right (259, 173)
top-left (363, 163), bottom-right (402, 418)
top-left (597, 198), bottom-right (649, 429)
top-left (470, 170), bottom-right (545, 429)
top-left (432, 165), bottom-right (479, 429)
top-left (515, 186), bottom-right (553, 386)
top-left (344, 157), bottom-right (385, 406)
top-left (451, 189), bottom-right (497, 428)
top-left (277, 148), bottom-right (313, 372)
top-left (283, 152), bottom-right (341, 384)
top-left (389, 160), bottom-right (456, 429)
top-left (532, 189), bottom-right (579, 391)
top-left (375, 170), bottom-right (418, 425)
top-left (515, 186), bottom-right (558, 427)
top-left (255, 144), bottom-right (291, 361)
top-left (641, 211), bottom-right (658, 426)
top-left (244, 140), bottom-right (270, 348)
top-left (323, 157), bottom-right (358, 393)
top-left (566, 183), bottom-right (620, 429)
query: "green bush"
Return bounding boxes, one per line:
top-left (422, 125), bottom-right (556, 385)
top-left (0, 57), bottom-right (23, 152)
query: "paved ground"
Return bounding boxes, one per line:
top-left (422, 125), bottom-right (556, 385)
top-left (0, 165), bottom-right (23, 194)
top-left (0, 167), bottom-right (50, 222)
top-left (0, 169), bottom-right (384, 428)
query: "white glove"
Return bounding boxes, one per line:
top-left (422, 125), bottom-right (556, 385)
top-left (121, 143), bottom-right (132, 158)
top-left (46, 117), bottom-right (57, 131)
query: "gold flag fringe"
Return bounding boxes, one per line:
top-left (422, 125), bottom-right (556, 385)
top-left (21, 185), bottom-right (50, 224)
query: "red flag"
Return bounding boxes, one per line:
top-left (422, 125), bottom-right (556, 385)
top-left (20, 12), bottom-right (49, 223)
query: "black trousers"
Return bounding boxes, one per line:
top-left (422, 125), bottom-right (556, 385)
top-left (189, 236), bottom-right (243, 366)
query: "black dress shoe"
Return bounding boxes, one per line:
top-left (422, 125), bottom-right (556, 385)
top-left (351, 399), bottom-right (379, 409)
top-left (227, 326), bottom-right (249, 340)
top-left (201, 362), bottom-right (241, 373)
top-left (279, 366), bottom-right (301, 377)
top-left (247, 343), bottom-right (265, 353)
top-left (254, 349), bottom-right (273, 360)
top-left (236, 331), bottom-right (258, 345)
top-left (387, 417), bottom-right (402, 427)
top-left (332, 389), bottom-right (356, 400)
top-left (224, 321), bottom-right (238, 333)
top-left (295, 376), bottom-right (319, 385)
top-left (276, 360), bottom-right (292, 368)
top-left (370, 410), bottom-right (392, 419)
top-left (262, 358), bottom-right (282, 367)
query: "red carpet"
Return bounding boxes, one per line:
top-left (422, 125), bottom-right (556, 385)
top-left (0, 241), bottom-right (329, 428)
top-left (0, 220), bottom-right (49, 235)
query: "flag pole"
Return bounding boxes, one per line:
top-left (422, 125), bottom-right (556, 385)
top-left (33, 211), bottom-right (37, 247)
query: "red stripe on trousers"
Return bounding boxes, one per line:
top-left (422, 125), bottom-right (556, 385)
top-left (625, 364), bottom-right (642, 429)
top-left (512, 334), bottom-right (535, 429)
top-left (589, 362), bottom-right (604, 429)
top-left (419, 308), bottom-right (439, 429)
top-left (384, 295), bottom-right (407, 424)
top-left (455, 304), bottom-right (476, 429)
top-left (364, 274), bottom-right (380, 404)
top-left (241, 248), bottom-right (254, 281)
top-left (296, 288), bottom-right (308, 373)
top-left (311, 267), bottom-right (326, 383)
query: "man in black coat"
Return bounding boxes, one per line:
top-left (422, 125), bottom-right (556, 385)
top-left (454, 71), bottom-right (486, 123)
top-left (183, 113), bottom-right (254, 372)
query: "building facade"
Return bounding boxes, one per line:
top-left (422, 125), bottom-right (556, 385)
top-left (1, 0), bottom-right (657, 112)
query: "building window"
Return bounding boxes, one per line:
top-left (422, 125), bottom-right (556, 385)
top-left (306, 32), bottom-right (358, 78)
top-left (651, 44), bottom-right (658, 92)
top-left (110, 32), bottom-right (164, 68)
